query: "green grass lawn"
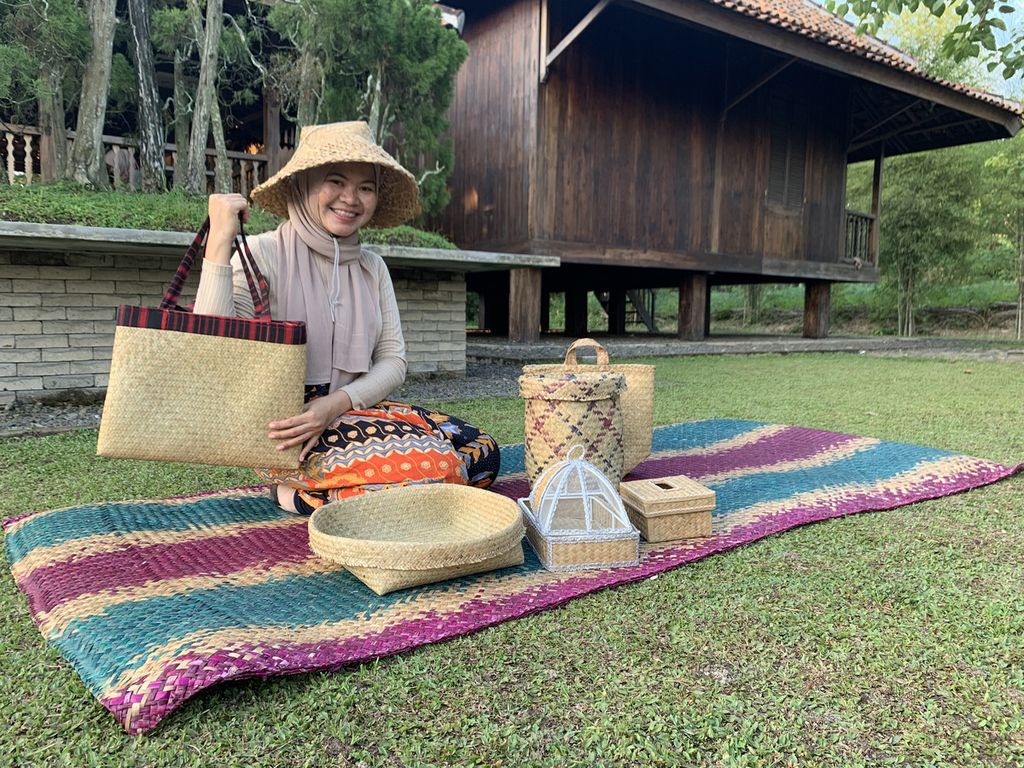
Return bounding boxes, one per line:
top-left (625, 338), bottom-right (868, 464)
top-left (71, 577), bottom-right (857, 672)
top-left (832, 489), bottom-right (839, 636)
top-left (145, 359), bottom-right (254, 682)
top-left (1, 353), bottom-right (1022, 767)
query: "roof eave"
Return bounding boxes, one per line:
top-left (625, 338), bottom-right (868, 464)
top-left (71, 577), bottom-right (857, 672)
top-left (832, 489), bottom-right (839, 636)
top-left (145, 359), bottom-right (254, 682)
top-left (624, 0), bottom-right (1021, 135)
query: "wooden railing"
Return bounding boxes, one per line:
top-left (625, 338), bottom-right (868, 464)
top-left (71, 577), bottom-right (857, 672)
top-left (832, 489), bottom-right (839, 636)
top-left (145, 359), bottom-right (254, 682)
top-left (0, 122), bottom-right (274, 194)
top-left (844, 210), bottom-right (876, 267)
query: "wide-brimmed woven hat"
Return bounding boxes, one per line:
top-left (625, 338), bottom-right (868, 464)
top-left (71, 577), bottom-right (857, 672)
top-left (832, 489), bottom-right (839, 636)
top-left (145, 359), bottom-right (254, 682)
top-left (250, 121), bottom-right (421, 228)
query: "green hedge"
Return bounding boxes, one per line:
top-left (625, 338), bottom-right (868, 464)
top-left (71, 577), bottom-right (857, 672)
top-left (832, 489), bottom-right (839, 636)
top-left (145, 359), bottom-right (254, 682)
top-left (0, 182), bottom-right (456, 249)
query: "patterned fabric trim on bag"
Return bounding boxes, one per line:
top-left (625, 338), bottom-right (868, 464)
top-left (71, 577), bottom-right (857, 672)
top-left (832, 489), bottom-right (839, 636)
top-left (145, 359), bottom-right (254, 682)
top-left (116, 305), bottom-right (307, 345)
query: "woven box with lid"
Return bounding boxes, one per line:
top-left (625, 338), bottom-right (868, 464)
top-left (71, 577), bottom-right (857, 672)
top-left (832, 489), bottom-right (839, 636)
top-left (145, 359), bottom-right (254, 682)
top-left (619, 475), bottom-right (716, 542)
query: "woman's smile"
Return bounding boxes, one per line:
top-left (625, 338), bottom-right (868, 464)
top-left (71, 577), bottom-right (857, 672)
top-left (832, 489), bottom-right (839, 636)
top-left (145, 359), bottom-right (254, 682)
top-left (317, 162), bottom-right (378, 241)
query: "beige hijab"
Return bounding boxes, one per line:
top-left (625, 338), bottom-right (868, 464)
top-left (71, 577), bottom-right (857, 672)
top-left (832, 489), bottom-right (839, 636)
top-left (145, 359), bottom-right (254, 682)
top-left (273, 167), bottom-right (380, 390)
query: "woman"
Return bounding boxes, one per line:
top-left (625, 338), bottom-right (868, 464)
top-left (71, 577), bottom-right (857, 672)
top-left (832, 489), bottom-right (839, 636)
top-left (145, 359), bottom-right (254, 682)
top-left (194, 121), bottom-right (499, 513)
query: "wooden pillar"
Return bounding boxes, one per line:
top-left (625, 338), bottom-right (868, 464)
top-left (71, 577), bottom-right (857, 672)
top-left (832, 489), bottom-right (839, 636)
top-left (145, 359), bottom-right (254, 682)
top-left (481, 277), bottom-right (509, 336)
top-left (509, 267), bottom-right (542, 343)
top-left (565, 289), bottom-right (588, 337)
top-left (540, 289), bottom-right (551, 333)
top-left (869, 144), bottom-right (884, 267)
top-left (607, 288), bottom-right (626, 334)
top-left (263, 87), bottom-right (282, 176)
top-left (39, 132), bottom-right (56, 182)
top-left (704, 288), bottom-right (713, 337)
top-left (677, 273), bottom-right (708, 340)
top-left (803, 280), bottom-right (831, 338)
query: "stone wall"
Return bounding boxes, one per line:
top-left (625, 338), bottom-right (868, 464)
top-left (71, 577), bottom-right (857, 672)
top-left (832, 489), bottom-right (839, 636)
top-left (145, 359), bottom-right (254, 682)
top-left (0, 250), bottom-right (466, 406)
top-left (391, 268), bottom-right (467, 376)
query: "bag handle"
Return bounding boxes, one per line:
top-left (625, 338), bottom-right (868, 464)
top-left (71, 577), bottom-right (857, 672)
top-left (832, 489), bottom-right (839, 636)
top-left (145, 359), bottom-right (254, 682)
top-left (564, 338), bottom-right (610, 365)
top-left (160, 216), bottom-right (271, 320)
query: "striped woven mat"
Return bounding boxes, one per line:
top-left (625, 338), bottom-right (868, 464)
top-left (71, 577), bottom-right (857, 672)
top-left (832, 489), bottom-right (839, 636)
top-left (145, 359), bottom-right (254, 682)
top-left (4, 419), bottom-right (1020, 735)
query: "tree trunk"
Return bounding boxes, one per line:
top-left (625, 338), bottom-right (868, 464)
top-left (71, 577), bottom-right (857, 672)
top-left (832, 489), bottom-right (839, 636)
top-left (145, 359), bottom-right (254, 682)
top-left (365, 66), bottom-right (387, 144)
top-left (211, 98), bottom-right (232, 193)
top-left (38, 64), bottom-right (68, 181)
top-left (184, 0), bottom-right (224, 195)
top-left (67, 0), bottom-right (118, 188)
top-left (897, 266), bottom-right (915, 337)
top-left (742, 284), bottom-right (763, 325)
top-left (296, 47), bottom-right (322, 128)
top-left (126, 0), bottom-right (166, 192)
top-left (172, 52), bottom-right (192, 190)
top-left (1017, 226), bottom-right (1023, 342)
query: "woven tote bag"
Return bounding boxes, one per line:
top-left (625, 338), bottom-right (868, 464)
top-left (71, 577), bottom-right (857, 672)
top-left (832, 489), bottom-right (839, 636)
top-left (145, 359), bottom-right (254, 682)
top-left (97, 219), bottom-right (307, 469)
top-left (523, 339), bottom-right (654, 473)
top-left (518, 369), bottom-right (626, 484)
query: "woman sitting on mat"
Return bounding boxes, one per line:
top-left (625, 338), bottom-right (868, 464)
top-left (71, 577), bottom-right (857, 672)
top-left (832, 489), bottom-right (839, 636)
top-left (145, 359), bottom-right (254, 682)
top-left (193, 120), bottom-right (499, 514)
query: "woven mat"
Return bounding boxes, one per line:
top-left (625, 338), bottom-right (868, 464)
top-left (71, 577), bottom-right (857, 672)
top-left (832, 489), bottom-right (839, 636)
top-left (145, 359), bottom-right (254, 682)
top-left (4, 420), bottom-right (1020, 734)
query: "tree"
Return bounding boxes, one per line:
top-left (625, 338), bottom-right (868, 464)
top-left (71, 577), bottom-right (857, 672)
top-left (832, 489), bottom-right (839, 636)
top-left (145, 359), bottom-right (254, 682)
top-left (2, 0), bottom-right (89, 180)
top-left (183, 0), bottom-right (224, 195)
top-left (126, 0), bottom-right (167, 191)
top-left (878, 147), bottom-right (982, 335)
top-left (267, 0), bottom-right (468, 218)
top-left (829, 0), bottom-right (1024, 79)
top-left (68, 0), bottom-right (118, 188)
top-left (983, 135), bottom-right (1024, 339)
top-left (152, 4), bottom-right (196, 190)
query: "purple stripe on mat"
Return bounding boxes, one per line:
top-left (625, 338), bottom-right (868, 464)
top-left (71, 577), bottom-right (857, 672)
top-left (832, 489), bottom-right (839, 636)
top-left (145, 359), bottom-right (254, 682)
top-left (101, 460), bottom-right (1021, 734)
top-left (488, 427), bottom-right (862, 499)
top-left (22, 521), bottom-right (310, 616)
top-left (626, 427), bottom-right (864, 480)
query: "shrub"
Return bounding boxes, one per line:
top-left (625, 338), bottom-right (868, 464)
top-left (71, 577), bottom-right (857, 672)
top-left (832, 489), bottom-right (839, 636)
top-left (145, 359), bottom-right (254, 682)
top-left (0, 183), bottom-right (455, 249)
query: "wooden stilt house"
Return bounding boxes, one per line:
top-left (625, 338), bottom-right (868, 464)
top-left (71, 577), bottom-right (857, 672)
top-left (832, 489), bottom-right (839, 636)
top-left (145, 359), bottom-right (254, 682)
top-left (442, 0), bottom-right (1022, 341)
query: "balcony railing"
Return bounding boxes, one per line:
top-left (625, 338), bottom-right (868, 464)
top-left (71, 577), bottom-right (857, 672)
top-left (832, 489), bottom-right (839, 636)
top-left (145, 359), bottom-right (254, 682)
top-left (1, 122), bottom-right (274, 194)
top-left (844, 210), bottom-right (876, 268)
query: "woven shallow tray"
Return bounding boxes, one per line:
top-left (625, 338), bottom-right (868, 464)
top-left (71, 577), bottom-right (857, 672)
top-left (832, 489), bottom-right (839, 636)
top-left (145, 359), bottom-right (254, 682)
top-left (308, 484), bottom-right (525, 595)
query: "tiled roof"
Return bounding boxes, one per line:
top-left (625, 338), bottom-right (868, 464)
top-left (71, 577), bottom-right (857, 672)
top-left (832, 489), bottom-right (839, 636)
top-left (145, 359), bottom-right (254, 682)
top-left (705, 0), bottom-right (1023, 116)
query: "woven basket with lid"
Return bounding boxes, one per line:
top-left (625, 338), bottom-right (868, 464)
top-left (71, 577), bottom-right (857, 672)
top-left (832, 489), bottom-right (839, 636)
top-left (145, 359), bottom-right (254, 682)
top-left (523, 339), bottom-right (654, 474)
top-left (518, 369), bottom-right (626, 484)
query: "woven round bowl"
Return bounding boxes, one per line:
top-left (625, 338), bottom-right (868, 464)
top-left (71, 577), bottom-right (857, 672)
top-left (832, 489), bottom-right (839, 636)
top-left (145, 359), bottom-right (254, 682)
top-left (308, 484), bottom-right (525, 594)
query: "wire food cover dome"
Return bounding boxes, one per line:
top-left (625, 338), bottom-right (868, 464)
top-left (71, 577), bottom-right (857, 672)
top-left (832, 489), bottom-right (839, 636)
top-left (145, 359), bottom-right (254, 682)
top-left (518, 445), bottom-right (639, 571)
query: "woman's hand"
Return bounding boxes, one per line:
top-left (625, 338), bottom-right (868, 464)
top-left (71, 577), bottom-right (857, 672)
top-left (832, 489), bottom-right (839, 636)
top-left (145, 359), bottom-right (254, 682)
top-left (206, 193), bottom-right (249, 265)
top-left (268, 390), bottom-right (354, 462)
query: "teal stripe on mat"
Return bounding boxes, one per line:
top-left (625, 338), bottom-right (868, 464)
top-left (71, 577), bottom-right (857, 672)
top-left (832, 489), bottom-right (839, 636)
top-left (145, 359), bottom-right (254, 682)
top-left (58, 554), bottom-right (540, 694)
top-left (708, 441), bottom-right (955, 514)
top-left (6, 495), bottom-right (279, 566)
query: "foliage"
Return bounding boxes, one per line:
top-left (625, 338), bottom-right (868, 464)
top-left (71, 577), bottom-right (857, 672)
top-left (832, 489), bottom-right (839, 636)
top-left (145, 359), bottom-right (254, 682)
top-left (982, 131), bottom-right (1024, 337)
top-left (360, 224), bottom-right (456, 250)
top-left (828, 0), bottom-right (1024, 79)
top-left (878, 146), bottom-right (983, 334)
top-left (1, 354), bottom-right (1023, 765)
top-left (267, 0), bottom-right (468, 219)
top-left (0, 182), bottom-right (456, 248)
top-left (876, 7), bottom-right (995, 83)
top-left (0, 0), bottom-right (89, 122)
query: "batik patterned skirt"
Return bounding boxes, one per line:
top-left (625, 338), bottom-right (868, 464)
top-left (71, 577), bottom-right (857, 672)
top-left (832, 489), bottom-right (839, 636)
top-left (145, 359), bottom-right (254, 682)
top-left (255, 386), bottom-right (500, 512)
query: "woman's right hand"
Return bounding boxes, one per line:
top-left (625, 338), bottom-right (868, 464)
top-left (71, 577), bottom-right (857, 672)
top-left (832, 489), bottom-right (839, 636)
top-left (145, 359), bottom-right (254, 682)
top-left (206, 193), bottom-right (250, 264)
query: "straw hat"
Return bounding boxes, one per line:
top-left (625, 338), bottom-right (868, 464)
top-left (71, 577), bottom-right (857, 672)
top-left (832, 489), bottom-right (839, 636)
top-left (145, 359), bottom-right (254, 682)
top-left (251, 121), bottom-right (421, 228)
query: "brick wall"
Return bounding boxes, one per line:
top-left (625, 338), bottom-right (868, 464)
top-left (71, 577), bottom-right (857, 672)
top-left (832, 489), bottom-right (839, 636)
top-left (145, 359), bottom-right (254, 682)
top-left (391, 268), bottom-right (467, 376)
top-left (0, 251), bottom-right (466, 406)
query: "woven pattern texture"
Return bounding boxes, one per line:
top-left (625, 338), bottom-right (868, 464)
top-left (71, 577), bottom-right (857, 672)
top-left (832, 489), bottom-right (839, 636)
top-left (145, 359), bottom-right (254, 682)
top-left (520, 371), bottom-right (625, 483)
top-left (524, 339), bottom-right (654, 473)
top-left (97, 325), bottom-right (306, 468)
top-left (309, 485), bottom-right (525, 594)
top-left (4, 420), bottom-right (1020, 734)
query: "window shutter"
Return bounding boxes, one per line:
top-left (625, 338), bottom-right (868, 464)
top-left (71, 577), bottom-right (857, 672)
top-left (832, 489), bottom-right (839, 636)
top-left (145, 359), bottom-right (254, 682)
top-left (766, 96), bottom-right (807, 210)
